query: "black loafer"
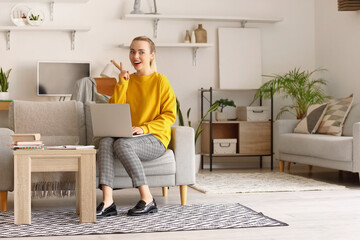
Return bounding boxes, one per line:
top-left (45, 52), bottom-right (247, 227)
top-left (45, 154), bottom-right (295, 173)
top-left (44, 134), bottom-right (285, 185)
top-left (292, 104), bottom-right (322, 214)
top-left (96, 202), bottom-right (117, 218)
top-left (127, 199), bottom-right (158, 216)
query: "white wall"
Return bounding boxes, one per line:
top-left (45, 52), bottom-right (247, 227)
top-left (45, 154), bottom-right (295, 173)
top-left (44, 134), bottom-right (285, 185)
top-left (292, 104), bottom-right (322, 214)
top-left (315, 0), bottom-right (360, 100)
top-left (0, 0), bottom-right (316, 164)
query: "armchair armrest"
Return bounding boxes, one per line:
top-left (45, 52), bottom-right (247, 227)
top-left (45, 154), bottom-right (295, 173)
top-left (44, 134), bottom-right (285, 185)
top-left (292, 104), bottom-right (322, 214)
top-left (274, 119), bottom-right (300, 160)
top-left (168, 126), bottom-right (195, 186)
top-left (353, 122), bottom-right (360, 171)
top-left (0, 128), bottom-right (15, 191)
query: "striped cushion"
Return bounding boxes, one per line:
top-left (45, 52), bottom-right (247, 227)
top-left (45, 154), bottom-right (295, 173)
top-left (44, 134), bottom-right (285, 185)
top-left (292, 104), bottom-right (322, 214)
top-left (294, 103), bottom-right (328, 134)
top-left (317, 95), bottom-right (353, 136)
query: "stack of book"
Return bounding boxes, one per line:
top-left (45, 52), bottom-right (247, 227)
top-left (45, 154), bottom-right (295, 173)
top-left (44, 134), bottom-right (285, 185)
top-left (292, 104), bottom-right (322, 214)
top-left (10, 133), bottom-right (44, 150)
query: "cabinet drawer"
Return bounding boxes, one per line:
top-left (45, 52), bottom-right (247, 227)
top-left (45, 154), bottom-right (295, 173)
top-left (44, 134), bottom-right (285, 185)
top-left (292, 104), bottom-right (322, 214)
top-left (239, 121), bottom-right (270, 155)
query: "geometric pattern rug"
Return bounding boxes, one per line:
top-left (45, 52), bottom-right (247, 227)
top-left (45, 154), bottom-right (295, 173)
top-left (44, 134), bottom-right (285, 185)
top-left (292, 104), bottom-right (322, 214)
top-left (191, 170), bottom-right (347, 194)
top-left (0, 204), bottom-right (287, 238)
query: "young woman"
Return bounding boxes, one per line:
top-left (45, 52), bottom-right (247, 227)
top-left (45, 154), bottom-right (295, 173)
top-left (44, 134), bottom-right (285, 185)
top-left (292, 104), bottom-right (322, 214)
top-left (96, 36), bottom-right (177, 217)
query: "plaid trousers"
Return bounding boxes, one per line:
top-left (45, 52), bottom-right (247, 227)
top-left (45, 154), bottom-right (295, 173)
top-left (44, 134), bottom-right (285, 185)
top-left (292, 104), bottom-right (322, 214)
top-left (98, 134), bottom-right (166, 188)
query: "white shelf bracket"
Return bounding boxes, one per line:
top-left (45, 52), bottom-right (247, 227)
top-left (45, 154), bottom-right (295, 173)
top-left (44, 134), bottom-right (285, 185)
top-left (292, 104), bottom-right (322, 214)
top-left (193, 47), bottom-right (199, 66)
top-left (50, 1), bottom-right (54, 21)
top-left (71, 30), bottom-right (76, 50)
top-left (6, 31), bottom-right (10, 50)
top-left (153, 18), bottom-right (159, 38)
top-left (240, 20), bottom-right (247, 28)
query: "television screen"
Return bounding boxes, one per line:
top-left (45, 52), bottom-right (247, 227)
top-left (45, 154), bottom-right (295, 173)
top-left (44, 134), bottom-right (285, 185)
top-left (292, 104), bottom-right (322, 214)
top-left (37, 61), bottom-right (91, 96)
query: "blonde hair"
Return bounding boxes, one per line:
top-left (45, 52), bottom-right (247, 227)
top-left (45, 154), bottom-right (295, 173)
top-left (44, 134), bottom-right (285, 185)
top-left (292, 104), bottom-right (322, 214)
top-left (131, 36), bottom-right (157, 72)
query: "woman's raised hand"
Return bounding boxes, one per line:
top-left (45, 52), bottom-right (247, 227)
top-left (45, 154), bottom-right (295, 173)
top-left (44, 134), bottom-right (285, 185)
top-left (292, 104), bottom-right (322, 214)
top-left (118, 62), bottom-right (130, 80)
top-left (111, 60), bottom-right (130, 80)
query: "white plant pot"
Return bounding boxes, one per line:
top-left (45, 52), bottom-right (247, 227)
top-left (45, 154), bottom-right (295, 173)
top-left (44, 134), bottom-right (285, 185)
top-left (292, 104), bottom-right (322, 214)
top-left (215, 111), bottom-right (227, 121)
top-left (195, 154), bottom-right (201, 173)
top-left (0, 92), bottom-right (10, 100)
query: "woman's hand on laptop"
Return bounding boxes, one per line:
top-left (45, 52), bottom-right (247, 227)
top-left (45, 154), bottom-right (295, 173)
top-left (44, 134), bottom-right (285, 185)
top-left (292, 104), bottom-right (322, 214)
top-left (132, 126), bottom-right (144, 135)
top-left (118, 62), bottom-right (130, 80)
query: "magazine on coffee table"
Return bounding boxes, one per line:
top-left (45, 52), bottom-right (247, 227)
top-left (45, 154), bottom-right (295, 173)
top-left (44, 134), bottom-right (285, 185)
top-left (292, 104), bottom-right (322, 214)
top-left (46, 145), bottom-right (95, 150)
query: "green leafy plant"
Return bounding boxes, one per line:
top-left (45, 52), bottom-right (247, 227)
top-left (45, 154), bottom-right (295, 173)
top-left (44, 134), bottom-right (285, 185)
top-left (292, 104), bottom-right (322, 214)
top-left (29, 14), bottom-right (40, 21)
top-left (176, 98), bottom-right (219, 144)
top-left (252, 68), bottom-right (328, 119)
top-left (213, 98), bottom-right (236, 112)
top-left (0, 67), bottom-right (11, 92)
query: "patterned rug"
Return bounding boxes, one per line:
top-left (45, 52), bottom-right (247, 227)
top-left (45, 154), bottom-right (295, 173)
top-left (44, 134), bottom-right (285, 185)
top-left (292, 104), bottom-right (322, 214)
top-left (0, 204), bottom-right (287, 238)
top-left (191, 170), bottom-right (347, 194)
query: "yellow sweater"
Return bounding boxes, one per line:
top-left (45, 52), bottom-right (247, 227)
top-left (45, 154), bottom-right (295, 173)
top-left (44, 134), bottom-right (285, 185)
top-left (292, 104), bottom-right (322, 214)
top-left (108, 72), bottom-right (176, 148)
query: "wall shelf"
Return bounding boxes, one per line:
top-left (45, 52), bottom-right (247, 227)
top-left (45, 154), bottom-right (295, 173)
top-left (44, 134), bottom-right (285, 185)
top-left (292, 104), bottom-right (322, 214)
top-left (120, 43), bottom-right (213, 66)
top-left (0, 0), bottom-right (88, 2)
top-left (0, 26), bottom-right (91, 50)
top-left (123, 14), bottom-right (282, 37)
top-left (123, 14), bottom-right (282, 23)
top-left (0, 0), bottom-right (89, 21)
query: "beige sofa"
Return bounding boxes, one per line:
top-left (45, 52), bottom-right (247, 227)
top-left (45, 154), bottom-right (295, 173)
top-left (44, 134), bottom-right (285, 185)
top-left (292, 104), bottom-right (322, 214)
top-left (0, 100), bottom-right (195, 211)
top-left (274, 103), bottom-right (360, 179)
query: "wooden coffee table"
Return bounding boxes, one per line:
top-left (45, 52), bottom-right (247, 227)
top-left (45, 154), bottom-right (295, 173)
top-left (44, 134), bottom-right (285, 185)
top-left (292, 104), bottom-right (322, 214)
top-left (13, 149), bottom-right (96, 225)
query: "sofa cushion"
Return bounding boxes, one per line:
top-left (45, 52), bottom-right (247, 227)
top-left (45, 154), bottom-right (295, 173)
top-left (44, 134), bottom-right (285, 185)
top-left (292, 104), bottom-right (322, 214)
top-left (85, 101), bottom-right (95, 145)
top-left (317, 95), bottom-right (353, 136)
top-left (343, 103), bottom-right (360, 136)
top-left (294, 103), bottom-right (327, 134)
top-left (10, 100), bottom-right (82, 146)
top-left (279, 133), bottom-right (353, 162)
top-left (96, 149), bottom-right (176, 177)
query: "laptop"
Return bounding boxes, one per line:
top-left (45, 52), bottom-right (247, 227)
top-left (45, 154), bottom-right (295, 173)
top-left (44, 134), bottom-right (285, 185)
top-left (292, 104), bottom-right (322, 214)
top-left (90, 103), bottom-right (137, 137)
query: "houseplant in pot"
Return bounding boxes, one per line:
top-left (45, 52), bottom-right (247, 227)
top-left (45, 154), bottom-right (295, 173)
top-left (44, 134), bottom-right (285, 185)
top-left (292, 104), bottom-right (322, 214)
top-left (252, 68), bottom-right (328, 119)
top-left (213, 98), bottom-right (236, 121)
top-left (176, 98), bottom-right (219, 173)
top-left (0, 67), bottom-right (11, 100)
top-left (176, 98), bottom-right (219, 144)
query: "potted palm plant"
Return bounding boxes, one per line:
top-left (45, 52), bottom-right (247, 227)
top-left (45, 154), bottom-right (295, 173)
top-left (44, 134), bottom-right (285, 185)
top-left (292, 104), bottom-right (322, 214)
top-left (0, 67), bottom-right (11, 100)
top-left (253, 68), bottom-right (328, 119)
top-left (213, 98), bottom-right (236, 121)
top-left (176, 98), bottom-right (219, 144)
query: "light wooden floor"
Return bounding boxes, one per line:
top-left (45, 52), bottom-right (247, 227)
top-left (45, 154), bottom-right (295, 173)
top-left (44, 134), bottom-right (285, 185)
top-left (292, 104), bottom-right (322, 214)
top-left (4, 166), bottom-right (360, 240)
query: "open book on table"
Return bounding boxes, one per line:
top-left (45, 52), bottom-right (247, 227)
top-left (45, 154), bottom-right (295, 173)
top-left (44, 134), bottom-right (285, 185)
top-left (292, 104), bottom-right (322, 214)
top-left (46, 145), bottom-right (95, 150)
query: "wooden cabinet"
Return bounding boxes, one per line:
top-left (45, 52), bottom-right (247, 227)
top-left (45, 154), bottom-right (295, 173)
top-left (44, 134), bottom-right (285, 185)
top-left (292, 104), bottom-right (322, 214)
top-left (199, 87), bottom-right (273, 171)
top-left (0, 101), bottom-right (12, 111)
top-left (201, 121), bottom-right (271, 155)
top-left (239, 121), bottom-right (270, 155)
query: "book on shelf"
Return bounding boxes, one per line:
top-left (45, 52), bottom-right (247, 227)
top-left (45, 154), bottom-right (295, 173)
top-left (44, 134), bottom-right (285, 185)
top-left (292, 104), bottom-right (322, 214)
top-left (15, 140), bottom-right (43, 146)
top-left (10, 133), bottom-right (41, 143)
top-left (46, 145), bottom-right (95, 150)
top-left (12, 145), bottom-right (44, 150)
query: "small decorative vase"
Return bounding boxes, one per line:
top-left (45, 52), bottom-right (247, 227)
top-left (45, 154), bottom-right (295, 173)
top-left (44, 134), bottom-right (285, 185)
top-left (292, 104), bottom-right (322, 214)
top-left (0, 92), bottom-right (10, 100)
top-left (184, 30), bottom-right (191, 43)
top-left (215, 111), bottom-right (227, 121)
top-left (194, 24), bottom-right (207, 43)
top-left (191, 31), bottom-right (196, 43)
top-left (131, 0), bottom-right (143, 14)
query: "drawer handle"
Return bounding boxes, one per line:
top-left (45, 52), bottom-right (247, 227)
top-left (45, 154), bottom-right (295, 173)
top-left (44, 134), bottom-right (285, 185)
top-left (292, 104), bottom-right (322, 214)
top-left (252, 110), bottom-right (264, 113)
top-left (219, 143), bottom-right (231, 148)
